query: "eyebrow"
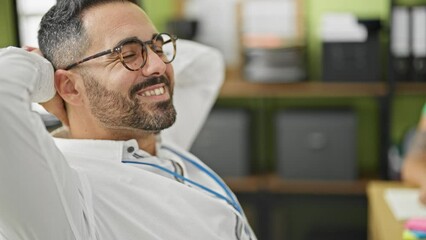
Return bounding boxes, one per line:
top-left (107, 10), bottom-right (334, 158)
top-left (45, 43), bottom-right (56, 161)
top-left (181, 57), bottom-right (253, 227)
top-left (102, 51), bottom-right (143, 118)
top-left (114, 36), bottom-right (140, 47)
top-left (103, 36), bottom-right (141, 59)
top-left (113, 33), bottom-right (160, 47)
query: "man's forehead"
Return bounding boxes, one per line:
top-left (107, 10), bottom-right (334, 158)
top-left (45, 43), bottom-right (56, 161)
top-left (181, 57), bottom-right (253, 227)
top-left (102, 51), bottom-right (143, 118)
top-left (82, 2), bottom-right (157, 48)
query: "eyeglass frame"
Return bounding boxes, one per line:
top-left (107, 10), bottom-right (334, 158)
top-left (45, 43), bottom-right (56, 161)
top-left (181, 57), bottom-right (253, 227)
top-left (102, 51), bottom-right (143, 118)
top-left (63, 32), bottom-right (178, 71)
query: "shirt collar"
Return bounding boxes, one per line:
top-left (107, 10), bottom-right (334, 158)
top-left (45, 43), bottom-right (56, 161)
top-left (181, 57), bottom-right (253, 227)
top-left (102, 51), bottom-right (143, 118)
top-left (54, 137), bottom-right (143, 162)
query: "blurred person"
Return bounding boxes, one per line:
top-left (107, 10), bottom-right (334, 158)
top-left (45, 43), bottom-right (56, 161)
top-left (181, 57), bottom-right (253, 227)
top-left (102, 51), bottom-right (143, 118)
top-left (402, 105), bottom-right (426, 205)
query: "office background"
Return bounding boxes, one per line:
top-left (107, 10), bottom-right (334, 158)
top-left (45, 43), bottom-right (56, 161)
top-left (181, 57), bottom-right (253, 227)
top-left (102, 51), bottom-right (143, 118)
top-left (1, 0), bottom-right (426, 239)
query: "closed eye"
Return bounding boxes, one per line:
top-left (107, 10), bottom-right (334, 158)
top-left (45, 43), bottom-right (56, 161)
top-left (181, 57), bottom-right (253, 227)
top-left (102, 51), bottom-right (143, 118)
top-left (150, 45), bottom-right (163, 54)
top-left (123, 53), bottom-right (137, 58)
top-left (122, 52), bottom-right (138, 62)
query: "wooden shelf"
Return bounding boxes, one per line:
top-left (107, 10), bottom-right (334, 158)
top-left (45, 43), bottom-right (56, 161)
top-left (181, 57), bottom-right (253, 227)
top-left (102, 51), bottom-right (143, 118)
top-left (219, 70), bottom-right (388, 98)
top-left (265, 175), bottom-right (367, 195)
top-left (224, 175), bottom-right (267, 193)
top-left (220, 81), bottom-right (388, 98)
top-left (395, 82), bottom-right (426, 95)
top-left (224, 175), bottom-right (370, 195)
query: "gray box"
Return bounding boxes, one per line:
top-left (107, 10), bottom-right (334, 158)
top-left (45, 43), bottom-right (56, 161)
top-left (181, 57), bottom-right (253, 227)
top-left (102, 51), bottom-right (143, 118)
top-left (322, 20), bottom-right (382, 82)
top-left (244, 47), bottom-right (306, 83)
top-left (276, 110), bottom-right (357, 180)
top-left (322, 41), bottom-right (380, 82)
top-left (190, 109), bottom-right (250, 177)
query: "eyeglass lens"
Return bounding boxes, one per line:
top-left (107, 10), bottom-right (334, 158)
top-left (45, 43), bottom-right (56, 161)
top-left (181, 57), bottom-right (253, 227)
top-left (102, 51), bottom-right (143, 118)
top-left (120, 33), bottom-right (175, 71)
top-left (120, 40), bottom-right (146, 70)
top-left (153, 33), bottom-right (175, 64)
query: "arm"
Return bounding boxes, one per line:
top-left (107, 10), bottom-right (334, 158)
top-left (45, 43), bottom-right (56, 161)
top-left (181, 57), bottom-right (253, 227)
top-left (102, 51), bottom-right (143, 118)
top-left (0, 47), bottom-right (91, 240)
top-left (161, 40), bottom-right (225, 150)
top-left (402, 106), bottom-right (426, 204)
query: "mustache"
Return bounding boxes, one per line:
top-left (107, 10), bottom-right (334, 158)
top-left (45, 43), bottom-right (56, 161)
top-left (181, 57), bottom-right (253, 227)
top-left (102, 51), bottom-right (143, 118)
top-left (129, 75), bottom-right (171, 97)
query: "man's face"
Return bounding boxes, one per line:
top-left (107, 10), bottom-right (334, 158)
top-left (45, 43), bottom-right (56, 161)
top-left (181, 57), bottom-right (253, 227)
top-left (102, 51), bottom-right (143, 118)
top-left (78, 2), bottom-right (176, 132)
top-left (82, 71), bottom-right (176, 132)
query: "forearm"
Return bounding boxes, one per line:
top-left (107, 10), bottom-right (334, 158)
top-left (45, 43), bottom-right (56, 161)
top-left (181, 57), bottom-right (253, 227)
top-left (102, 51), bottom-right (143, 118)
top-left (0, 47), bottom-right (89, 240)
top-left (163, 40), bottom-right (225, 149)
top-left (402, 131), bottom-right (426, 186)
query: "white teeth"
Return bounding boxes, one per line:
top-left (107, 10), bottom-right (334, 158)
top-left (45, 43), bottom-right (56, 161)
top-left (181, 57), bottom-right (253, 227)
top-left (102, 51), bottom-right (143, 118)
top-left (141, 87), bottom-right (165, 97)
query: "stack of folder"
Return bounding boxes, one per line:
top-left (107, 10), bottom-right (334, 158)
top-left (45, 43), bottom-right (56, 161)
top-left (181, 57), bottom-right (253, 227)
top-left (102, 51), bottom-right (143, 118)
top-left (404, 218), bottom-right (426, 240)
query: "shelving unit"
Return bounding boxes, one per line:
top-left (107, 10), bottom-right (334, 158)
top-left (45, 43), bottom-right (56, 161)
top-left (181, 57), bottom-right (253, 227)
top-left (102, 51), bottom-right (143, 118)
top-left (221, 69), bottom-right (388, 98)
top-left (223, 173), bottom-right (370, 239)
top-left (224, 175), bottom-right (369, 239)
top-left (140, 0), bottom-right (425, 239)
top-left (395, 82), bottom-right (426, 94)
top-left (211, 0), bottom-right (426, 236)
top-left (221, 81), bottom-right (388, 98)
top-left (213, 69), bottom-right (381, 239)
top-left (225, 175), bottom-right (368, 195)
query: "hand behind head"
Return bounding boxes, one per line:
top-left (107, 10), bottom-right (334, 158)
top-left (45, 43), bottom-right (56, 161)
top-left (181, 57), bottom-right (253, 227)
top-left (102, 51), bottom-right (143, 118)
top-left (420, 182), bottom-right (426, 205)
top-left (23, 46), bottom-right (69, 127)
top-left (40, 93), bottom-right (69, 127)
top-left (22, 46), bottom-right (43, 57)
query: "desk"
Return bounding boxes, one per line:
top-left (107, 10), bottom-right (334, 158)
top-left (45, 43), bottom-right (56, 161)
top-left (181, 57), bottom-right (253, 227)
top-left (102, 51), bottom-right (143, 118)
top-left (367, 181), bottom-right (416, 240)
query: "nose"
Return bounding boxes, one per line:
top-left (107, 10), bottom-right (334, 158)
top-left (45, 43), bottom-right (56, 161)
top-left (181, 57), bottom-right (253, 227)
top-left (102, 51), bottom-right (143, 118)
top-left (140, 48), bottom-right (167, 77)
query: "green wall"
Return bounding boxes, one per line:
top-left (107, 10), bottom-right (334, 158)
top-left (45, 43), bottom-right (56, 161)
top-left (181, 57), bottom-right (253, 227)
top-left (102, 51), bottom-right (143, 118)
top-left (140, 0), bottom-right (175, 32)
top-left (396, 0), bottom-right (426, 5)
top-left (391, 95), bottom-right (426, 146)
top-left (0, 0), bottom-right (17, 47)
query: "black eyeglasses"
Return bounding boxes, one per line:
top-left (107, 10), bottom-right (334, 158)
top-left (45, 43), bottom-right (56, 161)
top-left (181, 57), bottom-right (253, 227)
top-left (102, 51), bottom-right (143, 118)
top-left (64, 33), bottom-right (178, 71)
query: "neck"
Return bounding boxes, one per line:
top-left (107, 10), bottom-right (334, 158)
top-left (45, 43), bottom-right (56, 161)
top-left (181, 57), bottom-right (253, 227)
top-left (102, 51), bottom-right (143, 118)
top-left (67, 107), bottom-right (158, 155)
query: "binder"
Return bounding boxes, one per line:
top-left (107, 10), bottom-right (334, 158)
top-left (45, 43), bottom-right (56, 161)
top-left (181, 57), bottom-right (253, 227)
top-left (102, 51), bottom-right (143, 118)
top-left (392, 6), bottom-right (411, 81)
top-left (412, 6), bottom-right (426, 81)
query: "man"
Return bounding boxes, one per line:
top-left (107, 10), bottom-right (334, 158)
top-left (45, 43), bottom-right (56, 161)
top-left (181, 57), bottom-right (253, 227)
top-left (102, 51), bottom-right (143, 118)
top-left (0, 0), bottom-right (256, 239)
top-left (402, 106), bottom-right (426, 205)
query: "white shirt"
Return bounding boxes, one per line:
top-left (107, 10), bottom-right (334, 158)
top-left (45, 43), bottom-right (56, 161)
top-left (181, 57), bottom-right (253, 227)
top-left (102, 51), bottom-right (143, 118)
top-left (0, 41), bottom-right (256, 240)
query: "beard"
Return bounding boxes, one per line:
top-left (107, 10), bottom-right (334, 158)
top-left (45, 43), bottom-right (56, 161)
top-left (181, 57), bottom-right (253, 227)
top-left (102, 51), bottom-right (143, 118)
top-left (83, 74), bottom-right (176, 132)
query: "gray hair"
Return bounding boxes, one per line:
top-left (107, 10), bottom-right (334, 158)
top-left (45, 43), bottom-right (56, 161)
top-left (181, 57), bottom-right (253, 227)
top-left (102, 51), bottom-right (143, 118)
top-left (38, 0), bottom-right (131, 69)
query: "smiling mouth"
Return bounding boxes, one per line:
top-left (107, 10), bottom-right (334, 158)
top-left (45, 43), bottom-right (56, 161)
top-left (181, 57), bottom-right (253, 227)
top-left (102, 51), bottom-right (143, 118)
top-left (138, 85), bottom-right (166, 97)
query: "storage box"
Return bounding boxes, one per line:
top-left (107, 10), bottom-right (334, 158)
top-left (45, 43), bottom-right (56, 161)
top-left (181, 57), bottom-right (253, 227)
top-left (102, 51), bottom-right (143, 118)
top-left (190, 108), bottom-right (251, 177)
top-left (322, 19), bottom-right (381, 82)
top-left (275, 110), bottom-right (357, 180)
top-left (322, 40), bottom-right (380, 82)
top-left (243, 47), bottom-right (306, 83)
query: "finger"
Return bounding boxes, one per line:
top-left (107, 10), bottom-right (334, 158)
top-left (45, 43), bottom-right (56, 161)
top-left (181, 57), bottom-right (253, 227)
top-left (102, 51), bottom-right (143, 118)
top-left (420, 191), bottom-right (426, 205)
top-left (51, 100), bottom-right (69, 127)
top-left (40, 94), bottom-right (69, 127)
top-left (56, 110), bottom-right (69, 127)
top-left (48, 107), bottom-right (69, 127)
top-left (31, 49), bottom-right (43, 57)
top-left (22, 46), bottom-right (37, 52)
top-left (22, 46), bottom-right (43, 57)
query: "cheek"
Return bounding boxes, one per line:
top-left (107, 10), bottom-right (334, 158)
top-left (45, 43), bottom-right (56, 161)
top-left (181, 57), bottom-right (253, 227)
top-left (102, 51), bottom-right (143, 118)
top-left (166, 65), bottom-right (175, 88)
top-left (103, 71), bottom-right (136, 94)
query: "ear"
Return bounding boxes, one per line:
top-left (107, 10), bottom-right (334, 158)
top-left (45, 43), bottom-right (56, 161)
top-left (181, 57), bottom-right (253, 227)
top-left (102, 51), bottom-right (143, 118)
top-left (54, 69), bottom-right (84, 106)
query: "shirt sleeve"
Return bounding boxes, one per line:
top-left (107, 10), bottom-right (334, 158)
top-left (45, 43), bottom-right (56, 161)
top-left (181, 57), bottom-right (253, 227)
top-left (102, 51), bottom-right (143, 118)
top-left (161, 40), bottom-right (225, 150)
top-left (0, 47), bottom-right (94, 240)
